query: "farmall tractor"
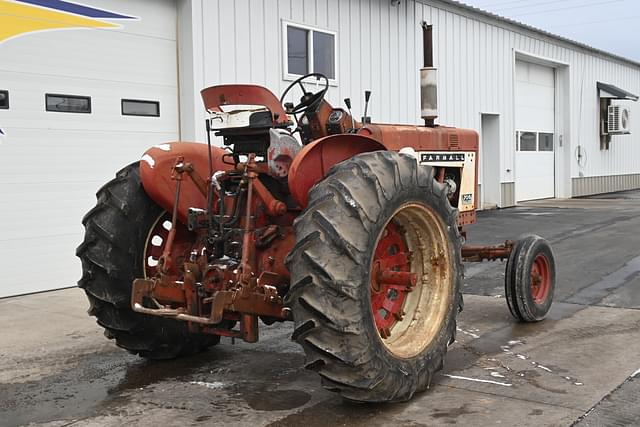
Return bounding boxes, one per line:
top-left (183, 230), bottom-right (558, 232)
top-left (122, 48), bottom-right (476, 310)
top-left (77, 25), bottom-right (555, 402)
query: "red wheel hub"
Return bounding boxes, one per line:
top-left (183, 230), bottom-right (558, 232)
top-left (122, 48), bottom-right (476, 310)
top-left (144, 213), bottom-right (194, 278)
top-left (370, 222), bottom-right (416, 338)
top-left (530, 253), bottom-right (551, 304)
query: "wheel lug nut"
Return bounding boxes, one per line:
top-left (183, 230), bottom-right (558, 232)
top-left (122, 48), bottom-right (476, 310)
top-left (379, 327), bottom-right (392, 339)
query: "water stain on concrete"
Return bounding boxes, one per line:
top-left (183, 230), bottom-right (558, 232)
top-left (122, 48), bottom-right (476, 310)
top-left (442, 346), bottom-right (482, 374)
top-left (243, 389), bottom-right (311, 411)
top-left (566, 255), bottom-right (640, 305)
top-left (265, 398), bottom-right (415, 427)
top-left (467, 324), bottom-right (533, 355)
top-left (0, 340), bottom-right (311, 426)
top-left (517, 369), bottom-right (568, 394)
top-left (431, 403), bottom-right (477, 423)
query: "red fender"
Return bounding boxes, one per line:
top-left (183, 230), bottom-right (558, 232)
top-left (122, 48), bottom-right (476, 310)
top-left (288, 134), bottom-right (386, 208)
top-left (139, 142), bottom-right (234, 224)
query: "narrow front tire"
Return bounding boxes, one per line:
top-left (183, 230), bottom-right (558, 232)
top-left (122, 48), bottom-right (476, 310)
top-left (505, 234), bottom-right (556, 322)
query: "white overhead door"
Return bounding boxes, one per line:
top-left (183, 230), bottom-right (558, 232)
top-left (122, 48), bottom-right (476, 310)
top-left (0, 0), bottom-right (179, 297)
top-left (515, 61), bottom-right (555, 202)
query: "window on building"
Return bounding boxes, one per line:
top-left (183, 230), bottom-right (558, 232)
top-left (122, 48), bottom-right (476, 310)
top-left (287, 26), bottom-right (308, 75)
top-left (0, 90), bottom-right (8, 109)
top-left (313, 31), bottom-right (335, 78)
top-left (284, 22), bottom-right (336, 80)
top-left (518, 131), bottom-right (537, 151)
top-left (122, 99), bottom-right (160, 117)
top-left (517, 131), bottom-right (555, 152)
top-left (46, 94), bottom-right (91, 113)
top-left (539, 133), bottom-right (554, 151)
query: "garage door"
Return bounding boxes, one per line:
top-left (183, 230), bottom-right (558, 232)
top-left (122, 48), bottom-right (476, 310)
top-left (515, 61), bottom-right (555, 202)
top-left (0, 0), bottom-right (179, 297)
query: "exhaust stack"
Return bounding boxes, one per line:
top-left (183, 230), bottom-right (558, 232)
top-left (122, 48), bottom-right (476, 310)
top-left (421, 22), bottom-right (437, 127)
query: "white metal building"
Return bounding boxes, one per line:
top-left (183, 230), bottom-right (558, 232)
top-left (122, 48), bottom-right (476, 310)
top-left (1, 0), bottom-right (640, 297)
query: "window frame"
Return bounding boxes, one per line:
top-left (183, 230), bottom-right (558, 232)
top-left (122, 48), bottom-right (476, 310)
top-left (516, 130), bottom-right (555, 152)
top-left (538, 132), bottom-right (554, 152)
top-left (282, 20), bottom-right (338, 86)
top-left (0, 90), bottom-right (9, 109)
top-left (45, 93), bottom-right (92, 114)
top-left (121, 99), bottom-right (160, 117)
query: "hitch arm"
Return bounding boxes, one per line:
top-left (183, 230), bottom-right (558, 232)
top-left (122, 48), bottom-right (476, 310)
top-left (462, 240), bottom-right (515, 262)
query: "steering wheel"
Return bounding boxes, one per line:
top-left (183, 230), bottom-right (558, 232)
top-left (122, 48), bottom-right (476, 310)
top-left (279, 73), bottom-right (329, 115)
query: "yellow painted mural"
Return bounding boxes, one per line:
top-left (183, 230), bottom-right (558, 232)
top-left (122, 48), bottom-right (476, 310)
top-left (0, 0), bottom-right (136, 44)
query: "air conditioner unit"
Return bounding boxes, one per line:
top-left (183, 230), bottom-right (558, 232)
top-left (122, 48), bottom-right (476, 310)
top-left (607, 105), bottom-right (631, 134)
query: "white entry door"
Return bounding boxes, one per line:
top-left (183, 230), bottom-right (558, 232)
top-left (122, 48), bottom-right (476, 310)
top-left (515, 61), bottom-right (555, 201)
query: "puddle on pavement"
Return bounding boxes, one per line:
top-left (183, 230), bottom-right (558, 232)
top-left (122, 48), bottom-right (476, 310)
top-left (0, 340), bottom-right (312, 425)
top-left (0, 347), bottom-right (221, 426)
top-left (442, 346), bottom-right (480, 374)
top-left (265, 398), bottom-right (408, 427)
top-left (466, 301), bottom-right (585, 355)
top-left (243, 389), bottom-right (311, 411)
top-left (467, 324), bottom-right (536, 355)
top-left (430, 403), bottom-right (477, 421)
top-left (0, 294), bottom-right (594, 426)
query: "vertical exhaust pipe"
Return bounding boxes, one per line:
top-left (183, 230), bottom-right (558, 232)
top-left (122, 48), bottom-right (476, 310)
top-left (421, 22), bottom-right (437, 127)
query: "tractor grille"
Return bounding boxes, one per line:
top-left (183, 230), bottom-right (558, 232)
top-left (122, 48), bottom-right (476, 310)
top-left (448, 133), bottom-right (460, 150)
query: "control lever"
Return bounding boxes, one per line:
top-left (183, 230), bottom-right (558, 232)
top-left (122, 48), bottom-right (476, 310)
top-left (284, 102), bottom-right (295, 114)
top-left (344, 98), bottom-right (356, 130)
top-left (362, 90), bottom-right (372, 124)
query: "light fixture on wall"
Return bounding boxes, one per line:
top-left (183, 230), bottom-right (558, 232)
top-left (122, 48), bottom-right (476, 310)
top-left (391, 0), bottom-right (401, 6)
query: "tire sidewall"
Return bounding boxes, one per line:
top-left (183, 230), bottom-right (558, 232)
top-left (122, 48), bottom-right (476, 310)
top-left (357, 166), bottom-right (462, 370)
top-left (512, 236), bottom-right (556, 321)
top-left (287, 151), bottom-right (464, 400)
top-left (78, 163), bottom-right (218, 358)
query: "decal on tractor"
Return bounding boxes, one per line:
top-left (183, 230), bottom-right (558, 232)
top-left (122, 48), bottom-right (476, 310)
top-left (421, 152), bottom-right (466, 162)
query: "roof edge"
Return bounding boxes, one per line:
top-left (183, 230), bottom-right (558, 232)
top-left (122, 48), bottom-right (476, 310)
top-left (423, 0), bottom-right (640, 69)
top-left (597, 82), bottom-right (639, 101)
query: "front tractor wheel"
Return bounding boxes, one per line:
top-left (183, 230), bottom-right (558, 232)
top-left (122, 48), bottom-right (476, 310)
top-left (76, 163), bottom-right (218, 359)
top-left (505, 234), bottom-right (556, 322)
top-left (286, 151), bottom-right (463, 402)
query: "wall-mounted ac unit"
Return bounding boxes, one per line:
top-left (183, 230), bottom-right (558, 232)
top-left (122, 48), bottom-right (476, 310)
top-left (607, 105), bottom-right (631, 134)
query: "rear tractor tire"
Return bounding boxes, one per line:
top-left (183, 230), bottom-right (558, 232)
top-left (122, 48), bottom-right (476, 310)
top-left (76, 162), bottom-right (218, 359)
top-left (505, 234), bottom-right (556, 322)
top-left (286, 151), bottom-right (463, 402)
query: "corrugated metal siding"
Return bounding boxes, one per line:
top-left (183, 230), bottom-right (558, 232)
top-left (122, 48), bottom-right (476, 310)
top-left (501, 182), bottom-right (515, 207)
top-left (193, 0), bottom-right (640, 203)
top-left (572, 174), bottom-right (640, 197)
top-left (201, 0), bottom-right (422, 125)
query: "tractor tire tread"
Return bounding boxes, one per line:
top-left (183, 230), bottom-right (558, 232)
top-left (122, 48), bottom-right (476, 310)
top-left (505, 234), bottom-right (555, 322)
top-left (77, 162), bottom-right (218, 359)
top-left (286, 151), bottom-right (463, 402)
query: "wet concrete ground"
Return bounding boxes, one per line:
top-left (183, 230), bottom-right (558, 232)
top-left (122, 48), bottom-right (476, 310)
top-left (2, 190), bottom-right (640, 426)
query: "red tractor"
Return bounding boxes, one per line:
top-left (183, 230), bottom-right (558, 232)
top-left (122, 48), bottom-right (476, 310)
top-left (77, 27), bottom-right (555, 403)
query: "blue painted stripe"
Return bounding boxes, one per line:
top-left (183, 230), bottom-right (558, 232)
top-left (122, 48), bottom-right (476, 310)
top-left (15, 0), bottom-right (136, 19)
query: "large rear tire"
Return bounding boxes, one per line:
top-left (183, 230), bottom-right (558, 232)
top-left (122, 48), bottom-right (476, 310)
top-left (286, 151), bottom-right (463, 402)
top-left (76, 163), bottom-right (218, 359)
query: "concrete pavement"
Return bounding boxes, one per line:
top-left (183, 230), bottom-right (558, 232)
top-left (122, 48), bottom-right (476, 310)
top-left (1, 190), bottom-right (640, 426)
